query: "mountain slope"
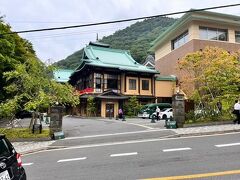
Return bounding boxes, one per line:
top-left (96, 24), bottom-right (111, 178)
top-left (54, 16), bottom-right (176, 69)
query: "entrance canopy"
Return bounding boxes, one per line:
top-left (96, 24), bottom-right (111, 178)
top-left (96, 90), bottom-right (128, 100)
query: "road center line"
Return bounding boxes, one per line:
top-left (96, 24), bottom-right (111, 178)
top-left (215, 142), bottom-right (240, 147)
top-left (110, 152), bottom-right (138, 157)
top-left (22, 163), bottom-right (33, 166)
top-left (163, 147), bottom-right (192, 152)
top-left (57, 157), bottom-right (87, 163)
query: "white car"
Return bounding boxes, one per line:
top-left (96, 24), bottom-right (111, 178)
top-left (137, 111), bottom-right (150, 119)
top-left (152, 108), bottom-right (173, 120)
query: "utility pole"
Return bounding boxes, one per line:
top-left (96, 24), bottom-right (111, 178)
top-left (96, 33), bottom-right (99, 41)
top-left (45, 58), bottom-right (53, 66)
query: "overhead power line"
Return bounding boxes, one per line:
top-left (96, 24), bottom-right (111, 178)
top-left (24, 25), bottom-right (128, 39)
top-left (8, 21), bottom-right (94, 24)
top-left (1, 3), bottom-right (240, 36)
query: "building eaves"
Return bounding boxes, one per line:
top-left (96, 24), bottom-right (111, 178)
top-left (156, 75), bottom-right (177, 81)
top-left (53, 69), bottom-right (74, 83)
top-left (83, 45), bottom-right (159, 74)
top-left (149, 12), bottom-right (190, 51)
top-left (86, 62), bottom-right (159, 74)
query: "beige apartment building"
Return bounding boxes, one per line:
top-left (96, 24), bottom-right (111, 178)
top-left (150, 10), bottom-right (240, 78)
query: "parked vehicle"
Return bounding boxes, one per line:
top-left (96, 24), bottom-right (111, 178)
top-left (152, 108), bottom-right (173, 120)
top-left (0, 134), bottom-right (26, 180)
top-left (138, 103), bottom-right (172, 119)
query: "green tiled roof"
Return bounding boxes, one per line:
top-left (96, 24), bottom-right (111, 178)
top-left (150, 10), bottom-right (240, 51)
top-left (81, 44), bottom-right (159, 74)
top-left (156, 75), bottom-right (177, 81)
top-left (53, 69), bottom-right (74, 82)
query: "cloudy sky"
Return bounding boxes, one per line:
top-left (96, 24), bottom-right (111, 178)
top-left (1, 0), bottom-right (240, 64)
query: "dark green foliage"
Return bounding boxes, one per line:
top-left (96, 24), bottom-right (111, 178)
top-left (0, 21), bottom-right (36, 102)
top-left (87, 96), bottom-right (96, 116)
top-left (124, 96), bottom-right (143, 117)
top-left (54, 17), bottom-right (176, 69)
top-left (0, 18), bottom-right (80, 120)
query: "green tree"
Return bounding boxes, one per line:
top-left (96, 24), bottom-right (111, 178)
top-left (125, 96), bottom-right (142, 116)
top-left (87, 96), bottom-right (96, 116)
top-left (0, 18), bottom-right (80, 121)
top-left (178, 46), bottom-right (240, 118)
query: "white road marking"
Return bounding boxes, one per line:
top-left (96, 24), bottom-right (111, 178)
top-left (23, 132), bottom-right (240, 156)
top-left (110, 152), bottom-right (138, 157)
top-left (63, 129), bottom-right (169, 140)
top-left (22, 163), bottom-right (33, 166)
top-left (215, 142), bottom-right (240, 147)
top-left (163, 147), bottom-right (192, 152)
top-left (57, 157), bottom-right (87, 163)
top-left (122, 122), bottom-right (155, 130)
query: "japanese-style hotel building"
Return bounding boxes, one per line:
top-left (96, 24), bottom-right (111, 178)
top-left (54, 10), bottom-right (240, 118)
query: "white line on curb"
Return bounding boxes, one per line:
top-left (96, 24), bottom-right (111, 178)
top-left (215, 142), bottom-right (240, 147)
top-left (122, 122), bottom-right (155, 129)
top-left (22, 163), bottom-right (33, 166)
top-left (57, 157), bottom-right (87, 163)
top-left (110, 152), bottom-right (138, 157)
top-left (163, 147), bottom-right (192, 152)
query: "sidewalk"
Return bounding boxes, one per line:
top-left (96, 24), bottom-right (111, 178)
top-left (13, 123), bottom-right (240, 155)
top-left (1, 118), bottom-right (52, 155)
top-left (172, 124), bottom-right (240, 136)
top-left (12, 141), bottom-right (55, 155)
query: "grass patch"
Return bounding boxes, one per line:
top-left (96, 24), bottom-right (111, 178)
top-left (0, 128), bottom-right (50, 140)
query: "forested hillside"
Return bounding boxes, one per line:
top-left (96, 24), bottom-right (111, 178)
top-left (54, 16), bottom-right (177, 69)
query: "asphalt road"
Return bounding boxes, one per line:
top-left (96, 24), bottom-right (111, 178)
top-left (51, 116), bottom-right (174, 147)
top-left (61, 116), bottom-right (165, 137)
top-left (22, 132), bottom-right (240, 180)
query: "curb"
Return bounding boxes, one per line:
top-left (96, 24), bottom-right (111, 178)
top-left (21, 146), bottom-right (66, 156)
top-left (10, 137), bottom-right (51, 142)
top-left (21, 147), bottom-right (49, 156)
top-left (174, 129), bottom-right (240, 138)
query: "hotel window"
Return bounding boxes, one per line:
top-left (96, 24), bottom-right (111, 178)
top-left (199, 27), bottom-right (228, 41)
top-left (171, 31), bottom-right (189, 50)
top-left (107, 74), bottom-right (118, 89)
top-left (95, 73), bottom-right (102, 91)
top-left (142, 80), bottom-right (149, 90)
top-left (129, 79), bottom-right (136, 90)
top-left (95, 78), bottom-right (101, 89)
top-left (236, 31), bottom-right (240, 43)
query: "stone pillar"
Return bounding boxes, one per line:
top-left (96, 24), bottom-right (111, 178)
top-left (49, 106), bottom-right (65, 138)
top-left (172, 94), bottom-right (185, 128)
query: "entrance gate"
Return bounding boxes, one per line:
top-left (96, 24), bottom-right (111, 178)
top-left (106, 104), bottom-right (114, 118)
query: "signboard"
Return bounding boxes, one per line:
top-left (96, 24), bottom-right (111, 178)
top-left (175, 95), bottom-right (184, 101)
top-left (166, 120), bottom-right (177, 129)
